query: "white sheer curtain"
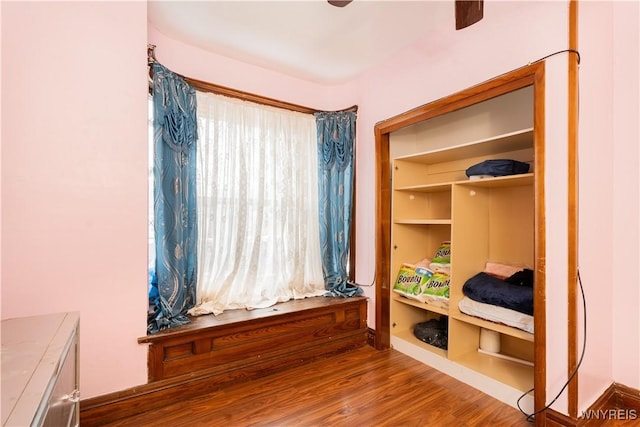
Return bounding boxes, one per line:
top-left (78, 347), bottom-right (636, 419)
top-left (188, 91), bottom-right (326, 316)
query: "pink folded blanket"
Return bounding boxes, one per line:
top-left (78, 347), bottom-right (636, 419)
top-left (484, 261), bottom-right (523, 279)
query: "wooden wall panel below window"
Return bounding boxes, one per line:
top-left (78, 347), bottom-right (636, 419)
top-left (140, 297), bottom-right (368, 383)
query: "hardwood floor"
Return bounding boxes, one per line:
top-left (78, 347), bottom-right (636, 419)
top-left (99, 346), bottom-right (537, 427)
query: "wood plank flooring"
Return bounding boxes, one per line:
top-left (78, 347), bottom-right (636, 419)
top-left (99, 346), bottom-right (537, 427)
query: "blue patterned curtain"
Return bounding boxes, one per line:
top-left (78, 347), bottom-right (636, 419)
top-left (315, 111), bottom-right (362, 297)
top-left (148, 63), bottom-right (198, 333)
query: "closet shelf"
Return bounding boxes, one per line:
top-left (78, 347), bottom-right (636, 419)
top-left (394, 128), bottom-right (534, 165)
top-left (392, 293), bottom-right (449, 317)
top-left (453, 350), bottom-right (534, 392)
top-left (393, 329), bottom-right (448, 359)
top-left (450, 311), bottom-right (533, 342)
top-left (393, 219), bottom-right (451, 225)
top-left (395, 183), bottom-right (453, 193)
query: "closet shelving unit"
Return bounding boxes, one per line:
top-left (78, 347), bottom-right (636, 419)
top-left (388, 85), bottom-right (536, 407)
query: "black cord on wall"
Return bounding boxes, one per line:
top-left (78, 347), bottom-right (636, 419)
top-left (517, 269), bottom-right (587, 423)
top-left (515, 47), bottom-right (583, 423)
top-left (531, 48), bottom-right (581, 65)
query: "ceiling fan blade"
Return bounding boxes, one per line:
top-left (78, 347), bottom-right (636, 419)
top-left (455, 0), bottom-right (484, 30)
top-left (328, 0), bottom-right (353, 7)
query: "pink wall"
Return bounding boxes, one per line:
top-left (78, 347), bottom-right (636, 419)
top-left (610, 0), bottom-right (640, 393)
top-left (1, 2), bottom-right (149, 397)
top-left (577, 0), bottom-right (615, 411)
top-left (2, 0), bottom-right (638, 413)
top-left (575, 0), bottom-right (640, 412)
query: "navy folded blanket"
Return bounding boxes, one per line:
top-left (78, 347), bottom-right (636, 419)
top-left (462, 272), bottom-right (534, 316)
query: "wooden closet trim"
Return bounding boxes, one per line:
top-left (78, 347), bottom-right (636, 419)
top-left (567, 0), bottom-right (580, 419)
top-left (374, 62), bottom-right (547, 417)
top-left (532, 62), bottom-right (548, 426)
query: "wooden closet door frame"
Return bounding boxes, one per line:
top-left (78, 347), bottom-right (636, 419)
top-left (373, 62), bottom-right (547, 417)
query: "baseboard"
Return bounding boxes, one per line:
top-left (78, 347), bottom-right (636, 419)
top-left (612, 382), bottom-right (640, 412)
top-left (544, 382), bottom-right (640, 426)
top-left (367, 327), bottom-right (376, 347)
top-left (544, 409), bottom-right (579, 427)
top-left (578, 383), bottom-right (618, 427)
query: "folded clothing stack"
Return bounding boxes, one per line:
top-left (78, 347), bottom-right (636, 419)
top-left (458, 262), bottom-right (534, 333)
top-left (462, 271), bottom-right (533, 316)
top-left (465, 159), bottom-right (530, 179)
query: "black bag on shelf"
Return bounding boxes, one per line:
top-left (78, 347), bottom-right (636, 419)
top-left (413, 317), bottom-right (448, 350)
top-left (465, 159), bottom-right (530, 178)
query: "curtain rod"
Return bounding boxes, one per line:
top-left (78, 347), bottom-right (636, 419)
top-left (147, 44), bottom-right (357, 115)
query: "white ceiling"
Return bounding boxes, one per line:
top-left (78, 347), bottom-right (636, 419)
top-left (147, 1), bottom-right (454, 84)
